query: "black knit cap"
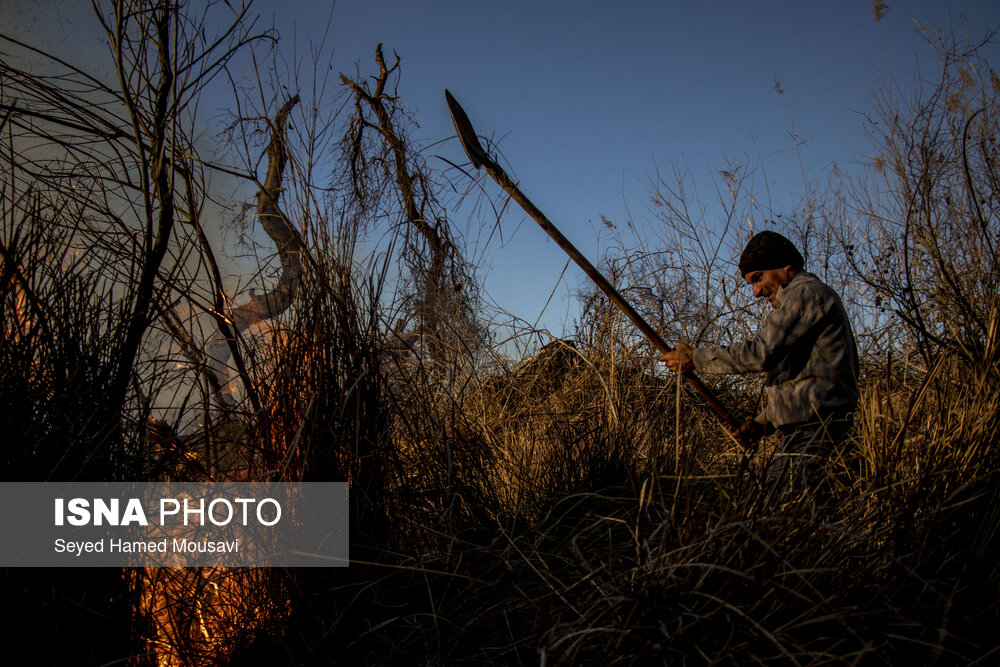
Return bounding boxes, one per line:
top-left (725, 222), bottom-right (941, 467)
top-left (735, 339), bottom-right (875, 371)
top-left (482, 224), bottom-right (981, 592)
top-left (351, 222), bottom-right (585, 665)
top-left (738, 231), bottom-right (804, 276)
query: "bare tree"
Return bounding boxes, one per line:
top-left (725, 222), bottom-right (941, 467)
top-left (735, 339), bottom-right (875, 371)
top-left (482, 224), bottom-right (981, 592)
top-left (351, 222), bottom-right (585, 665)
top-left (340, 44), bottom-right (484, 370)
top-left (844, 29), bottom-right (1000, 363)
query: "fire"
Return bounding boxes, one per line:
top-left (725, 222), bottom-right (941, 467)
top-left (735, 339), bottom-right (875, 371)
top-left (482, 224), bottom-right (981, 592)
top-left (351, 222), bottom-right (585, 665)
top-left (140, 417), bottom-right (291, 663)
top-left (138, 566), bottom-right (289, 666)
top-left (14, 287), bottom-right (32, 337)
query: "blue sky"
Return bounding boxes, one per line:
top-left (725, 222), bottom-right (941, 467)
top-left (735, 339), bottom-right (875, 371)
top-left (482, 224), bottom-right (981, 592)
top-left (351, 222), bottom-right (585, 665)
top-left (6, 1), bottom-right (1000, 340)
top-left (299, 0), bottom-right (1000, 337)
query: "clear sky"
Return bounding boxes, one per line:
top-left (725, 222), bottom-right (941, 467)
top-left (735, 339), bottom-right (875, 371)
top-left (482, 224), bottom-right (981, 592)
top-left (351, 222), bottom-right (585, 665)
top-left (301, 0), bottom-right (1000, 338)
top-left (5, 1), bottom-right (1000, 341)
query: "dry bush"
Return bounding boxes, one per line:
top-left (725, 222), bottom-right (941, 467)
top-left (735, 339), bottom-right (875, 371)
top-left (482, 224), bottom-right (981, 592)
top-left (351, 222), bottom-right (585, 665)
top-left (4, 2), bottom-right (1000, 664)
top-left (0, 2), bottom-right (277, 662)
top-left (842, 29), bottom-right (1000, 362)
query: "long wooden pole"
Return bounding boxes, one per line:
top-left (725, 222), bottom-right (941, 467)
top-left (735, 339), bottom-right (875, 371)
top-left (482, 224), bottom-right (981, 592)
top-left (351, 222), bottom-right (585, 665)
top-left (445, 90), bottom-right (740, 432)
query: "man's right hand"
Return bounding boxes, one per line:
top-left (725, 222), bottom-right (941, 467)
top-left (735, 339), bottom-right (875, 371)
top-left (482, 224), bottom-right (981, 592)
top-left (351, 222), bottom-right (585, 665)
top-left (659, 343), bottom-right (694, 375)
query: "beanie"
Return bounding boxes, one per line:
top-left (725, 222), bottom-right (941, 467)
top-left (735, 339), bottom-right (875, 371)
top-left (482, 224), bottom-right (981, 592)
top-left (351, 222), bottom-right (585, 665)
top-left (738, 231), bottom-right (804, 276)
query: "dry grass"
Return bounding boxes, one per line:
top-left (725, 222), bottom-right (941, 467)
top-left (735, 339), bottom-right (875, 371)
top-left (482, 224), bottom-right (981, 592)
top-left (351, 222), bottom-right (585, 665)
top-left (272, 320), bottom-right (999, 665)
top-left (2, 5), bottom-right (1000, 665)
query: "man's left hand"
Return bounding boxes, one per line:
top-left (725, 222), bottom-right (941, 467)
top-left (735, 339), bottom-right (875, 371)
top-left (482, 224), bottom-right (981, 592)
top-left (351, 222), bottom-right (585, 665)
top-left (733, 420), bottom-right (765, 446)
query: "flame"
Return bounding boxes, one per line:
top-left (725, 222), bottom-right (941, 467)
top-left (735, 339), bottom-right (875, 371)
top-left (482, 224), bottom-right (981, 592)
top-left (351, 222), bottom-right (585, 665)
top-left (138, 566), bottom-right (289, 666)
top-left (14, 287), bottom-right (32, 336)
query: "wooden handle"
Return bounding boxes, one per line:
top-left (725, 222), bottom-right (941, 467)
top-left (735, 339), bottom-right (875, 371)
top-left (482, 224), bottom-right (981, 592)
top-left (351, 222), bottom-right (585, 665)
top-left (445, 90), bottom-right (739, 431)
top-left (482, 161), bottom-right (740, 432)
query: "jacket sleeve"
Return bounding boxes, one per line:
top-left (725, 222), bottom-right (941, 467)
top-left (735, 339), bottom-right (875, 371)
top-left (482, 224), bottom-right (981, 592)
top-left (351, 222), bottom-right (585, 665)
top-left (690, 282), bottom-right (824, 375)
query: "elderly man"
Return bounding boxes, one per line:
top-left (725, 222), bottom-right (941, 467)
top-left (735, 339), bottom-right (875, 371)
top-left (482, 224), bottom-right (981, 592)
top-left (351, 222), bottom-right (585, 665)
top-left (661, 231), bottom-right (859, 481)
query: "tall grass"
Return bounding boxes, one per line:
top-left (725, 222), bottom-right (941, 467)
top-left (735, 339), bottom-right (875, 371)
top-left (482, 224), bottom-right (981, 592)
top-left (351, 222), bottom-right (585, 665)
top-left (2, 5), bottom-right (1000, 665)
top-left (247, 309), bottom-right (999, 664)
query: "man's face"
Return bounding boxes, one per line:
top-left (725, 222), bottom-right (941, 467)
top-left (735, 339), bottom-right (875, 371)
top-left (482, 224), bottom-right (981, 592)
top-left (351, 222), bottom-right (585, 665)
top-left (744, 267), bottom-right (792, 308)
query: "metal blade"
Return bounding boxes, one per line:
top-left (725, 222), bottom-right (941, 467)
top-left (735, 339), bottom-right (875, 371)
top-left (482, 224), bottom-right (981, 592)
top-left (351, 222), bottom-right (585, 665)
top-left (445, 89), bottom-right (488, 169)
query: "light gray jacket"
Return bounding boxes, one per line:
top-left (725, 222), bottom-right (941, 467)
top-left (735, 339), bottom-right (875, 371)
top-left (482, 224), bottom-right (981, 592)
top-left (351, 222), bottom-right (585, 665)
top-left (691, 272), bottom-right (859, 428)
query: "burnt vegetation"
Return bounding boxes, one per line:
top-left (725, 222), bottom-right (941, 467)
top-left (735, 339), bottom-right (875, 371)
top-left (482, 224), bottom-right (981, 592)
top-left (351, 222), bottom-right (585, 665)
top-left (2, 1), bottom-right (1000, 664)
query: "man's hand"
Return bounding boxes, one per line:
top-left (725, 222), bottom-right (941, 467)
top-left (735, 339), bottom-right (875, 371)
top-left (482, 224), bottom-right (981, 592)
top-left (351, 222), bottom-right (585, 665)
top-left (732, 420), bottom-right (769, 447)
top-left (659, 343), bottom-right (694, 375)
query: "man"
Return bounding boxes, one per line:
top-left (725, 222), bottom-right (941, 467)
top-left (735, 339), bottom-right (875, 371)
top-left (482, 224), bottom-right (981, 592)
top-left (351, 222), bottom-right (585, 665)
top-left (661, 231), bottom-right (859, 483)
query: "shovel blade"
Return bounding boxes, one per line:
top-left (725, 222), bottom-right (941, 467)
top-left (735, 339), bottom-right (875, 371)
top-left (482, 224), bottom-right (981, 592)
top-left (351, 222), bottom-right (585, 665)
top-left (445, 89), bottom-right (489, 169)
